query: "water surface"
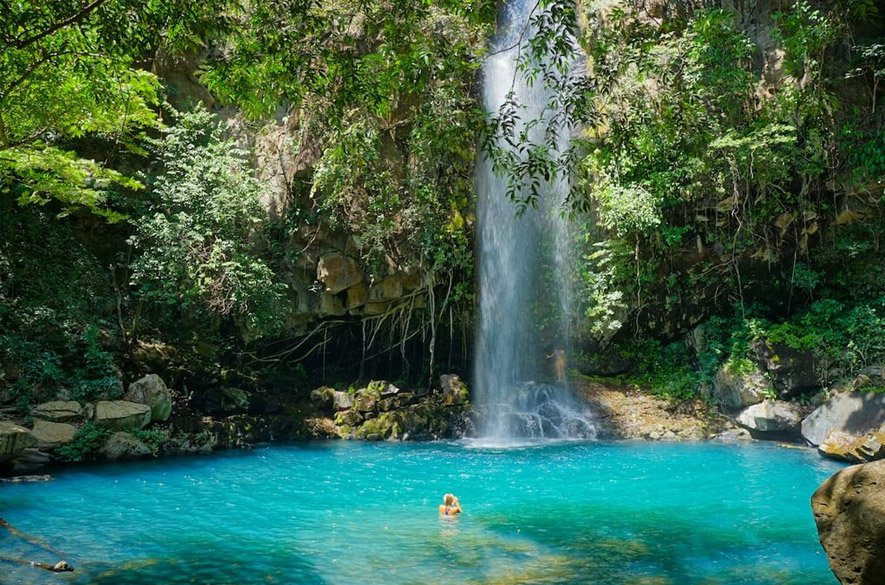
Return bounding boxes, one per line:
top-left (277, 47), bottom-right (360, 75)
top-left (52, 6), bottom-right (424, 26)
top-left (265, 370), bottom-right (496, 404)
top-left (0, 441), bottom-right (841, 584)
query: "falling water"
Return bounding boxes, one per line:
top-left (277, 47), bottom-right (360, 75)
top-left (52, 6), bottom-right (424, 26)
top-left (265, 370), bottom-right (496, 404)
top-left (473, 0), bottom-right (595, 441)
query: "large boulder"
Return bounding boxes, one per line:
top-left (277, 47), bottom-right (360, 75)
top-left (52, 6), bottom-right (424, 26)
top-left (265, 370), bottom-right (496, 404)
top-left (712, 363), bottom-right (772, 412)
top-left (440, 374), bottom-right (468, 406)
top-left (0, 421), bottom-right (38, 462)
top-left (125, 374), bottom-right (172, 422)
top-left (752, 340), bottom-right (820, 398)
top-left (801, 391), bottom-right (885, 446)
top-left (317, 253), bottom-right (363, 294)
top-left (93, 401), bottom-right (151, 431)
top-left (819, 428), bottom-right (885, 464)
top-left (811, 460), bottom-right (885, 585)
top-left (101, 432), bottom-right (152, 460)
top-left (30, 420), bottom-right (77, 448)
top-left (31, 401), bottom-right (84, 422)
top-left (735, 400), bottom-right (803, 435)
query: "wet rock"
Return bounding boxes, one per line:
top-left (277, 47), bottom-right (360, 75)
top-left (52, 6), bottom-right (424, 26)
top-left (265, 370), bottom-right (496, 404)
top-left (812, 460), bottom-right (885, 585)
top-left (736, 400), bottom-right (803, 435)
top-left (101, 432), bottom-right (152, 460)
top-left (93, 401), bottom-right (151, 431)
top-left (0, 421), bottom-right (38, 462)
top-left (440, 374), bottom-right (468, 405)
top-left (31, 401), bottom-right (84, 422)
top-left (801, 391), bottom-right (885, 446)
top-left (30, 420), bottom-right (77, 448)
top-left (712, 363), bottom-right (772, 412)
top-left (10, 448), bottom-right (52, 475)
top-left (125, 374), bottom-right (172, 422)
top-left (317, 253), bottom-right (363, 294)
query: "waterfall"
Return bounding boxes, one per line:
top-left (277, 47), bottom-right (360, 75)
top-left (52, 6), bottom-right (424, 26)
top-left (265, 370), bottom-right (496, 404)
top-left (473, 0), bottom-right (596, 442)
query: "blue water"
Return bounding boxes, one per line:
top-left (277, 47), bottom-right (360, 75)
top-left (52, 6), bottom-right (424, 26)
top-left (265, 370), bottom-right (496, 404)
top-left (0, 441), bottom-right (842, 584)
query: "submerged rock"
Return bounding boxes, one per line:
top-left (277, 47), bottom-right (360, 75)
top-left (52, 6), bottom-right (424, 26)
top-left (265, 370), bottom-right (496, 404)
top-left (812, 460), bottom-right (885, 585)
top-left (801, 391), bottom-right (885, 446)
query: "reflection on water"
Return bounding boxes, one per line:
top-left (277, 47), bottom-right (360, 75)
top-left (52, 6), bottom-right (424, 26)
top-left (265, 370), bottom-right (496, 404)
top-left (0, 441), bottom-right (842, 585)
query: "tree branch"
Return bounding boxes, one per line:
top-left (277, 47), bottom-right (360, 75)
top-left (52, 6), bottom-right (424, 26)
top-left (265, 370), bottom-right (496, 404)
top-left (10, 0), bottom-right (108, 50)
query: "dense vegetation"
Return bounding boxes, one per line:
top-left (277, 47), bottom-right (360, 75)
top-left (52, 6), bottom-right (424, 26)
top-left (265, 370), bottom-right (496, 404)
top-left (1, 0), bottom-right (883, 415)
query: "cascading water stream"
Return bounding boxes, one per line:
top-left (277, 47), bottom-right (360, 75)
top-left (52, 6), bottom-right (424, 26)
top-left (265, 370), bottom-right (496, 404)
top-left (473, 0), bottom-right (595, 441)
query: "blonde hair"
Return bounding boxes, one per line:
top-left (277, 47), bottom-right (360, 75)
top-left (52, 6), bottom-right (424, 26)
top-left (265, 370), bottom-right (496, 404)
top-left (443, 493), bottom-right (455, 505)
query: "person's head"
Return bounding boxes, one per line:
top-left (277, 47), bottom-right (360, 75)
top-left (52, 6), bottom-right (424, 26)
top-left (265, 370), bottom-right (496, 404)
top-left (443, 493), bottom-right (455, 506)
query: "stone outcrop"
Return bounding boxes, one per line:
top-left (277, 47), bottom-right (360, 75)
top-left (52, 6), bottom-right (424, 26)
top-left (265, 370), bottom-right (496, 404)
top-left (819, 428), bottom-right (885, 464)
top-left (93, 401), bottom-right (152, 431)
top-left (735, 400), bottom-right (803, 436)
top-left (125, 374), bottom-right (173, 422)
top-left (812, 460), bottom-right (885, 585)
top-left (751, 341), bottom-right (820, 398)
top-left (316, 253), bottom-right (363, 294)
top-left (309, 376), bottom-right (471, 441)
top-left (31, 401), bottom-right (85, 422)
top-left (801, 391), bottom-right (885, 446)
top-left (101, 432), bottom-right (152, 460)
top-left (0, 421), bottom-right (37, 462)
top-left (712, 363), bottom-right (773, 412)
top-left (30, 420), bottom-right (77, 448)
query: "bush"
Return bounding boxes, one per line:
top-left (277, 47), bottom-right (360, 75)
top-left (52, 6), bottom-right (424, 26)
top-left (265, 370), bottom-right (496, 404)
top-left (57, 424), bottom-right (112, 463)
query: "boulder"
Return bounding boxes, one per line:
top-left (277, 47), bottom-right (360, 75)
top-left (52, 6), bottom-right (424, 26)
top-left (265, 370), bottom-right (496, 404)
top-left (801, 391), bottom-right (885, 446)
top-left (439, 374), bottom-right (468, 405)
top-left (310, 386), bottom-right (336, 411)
top-left (317, 253), bottom-right (363, 294)
top-left (31, 401), bottom-right (84, 422)
top-left (125, 374), bottom-right (172, 422)
top-left (736, 400), bottom-right (803, 434)
top-left (101, 432), bottom-right (152, 460)
top-left (221, 387), bottom-right (250, 412)
top-left (712, 363), bottom-right (772, 412)
top-left (30, 420), bottom-right (77, 448)
top-left (344, 282), bottom-right (368, 310)
top-left (752, 340), bottom-right (820, 398)
top-left (93, 401), bottom-right (151, 431)
top-left (812, 460), bottom-right (885, 585)
top-left (319, 292), bottom-right (346, 317)
top-left (819, 428), bottom-right (885, 464)
top-left (332, 391), bottom-right (354, 412)
top-left (0, 421), bottom-right (38, 462)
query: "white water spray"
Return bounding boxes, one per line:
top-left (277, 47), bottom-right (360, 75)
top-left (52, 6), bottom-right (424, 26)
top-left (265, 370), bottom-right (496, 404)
top-left (473, 0), bottom-right (595, 441)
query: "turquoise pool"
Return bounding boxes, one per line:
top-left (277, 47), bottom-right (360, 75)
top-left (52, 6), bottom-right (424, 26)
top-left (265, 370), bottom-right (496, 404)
top-left (0, 441), bottom-right (842, 584)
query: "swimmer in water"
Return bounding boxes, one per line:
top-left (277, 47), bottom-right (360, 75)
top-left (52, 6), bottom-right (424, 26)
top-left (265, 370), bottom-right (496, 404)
top-left (438, 493), bottom-right (462, 516)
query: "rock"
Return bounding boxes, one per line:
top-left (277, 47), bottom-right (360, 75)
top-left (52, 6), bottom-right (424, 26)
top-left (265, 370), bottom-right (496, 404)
top-left (439, 374), bottom-right (468, 405)
top-left (221, 387), bottom-right (250, 412)
top-left (101, 432), bottom-right (152, 460)
top-left (801, 391), bottom-right (885, 446)
top-left (125, 374), bottom-right (172, 422)
top-left (712, 363), bottom-right (773, 412)
top-left (345, 282), bottom-right (368, 310)
top-left (332, 391), bottom-right (354, 411)
top-left (93, 401), bottom-right (151, 431)
top-left (31, 401), bottom-right (84, 422)
top-left (819, 429), bottom-right (885, 464)
top-left (317, 253), bottom-right (363, 294)
top-left (369, 275), bottom-right (403, 301)
top-left (736, 400), bottom-right (803, 434)
top-left (30, 420), bottom-right (77, 448)
top-left (812, 460), bottom-right (885, 585)
top-left (752, 340), bottom-right (820, 398)
top-left (10, 448), bottom-right (52, 475)
top-left (310, 386), bottom-right (336, 411)
top-left (319, 292), bottom-right (346, 316)
top-left (0, 421), bottom-right (38, 462)
top-left (713, 428), bottom-right (753, 442)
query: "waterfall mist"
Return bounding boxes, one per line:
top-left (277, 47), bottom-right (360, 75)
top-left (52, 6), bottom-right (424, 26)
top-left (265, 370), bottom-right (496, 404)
top-left (473, 0), bottom-right (595, 441)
